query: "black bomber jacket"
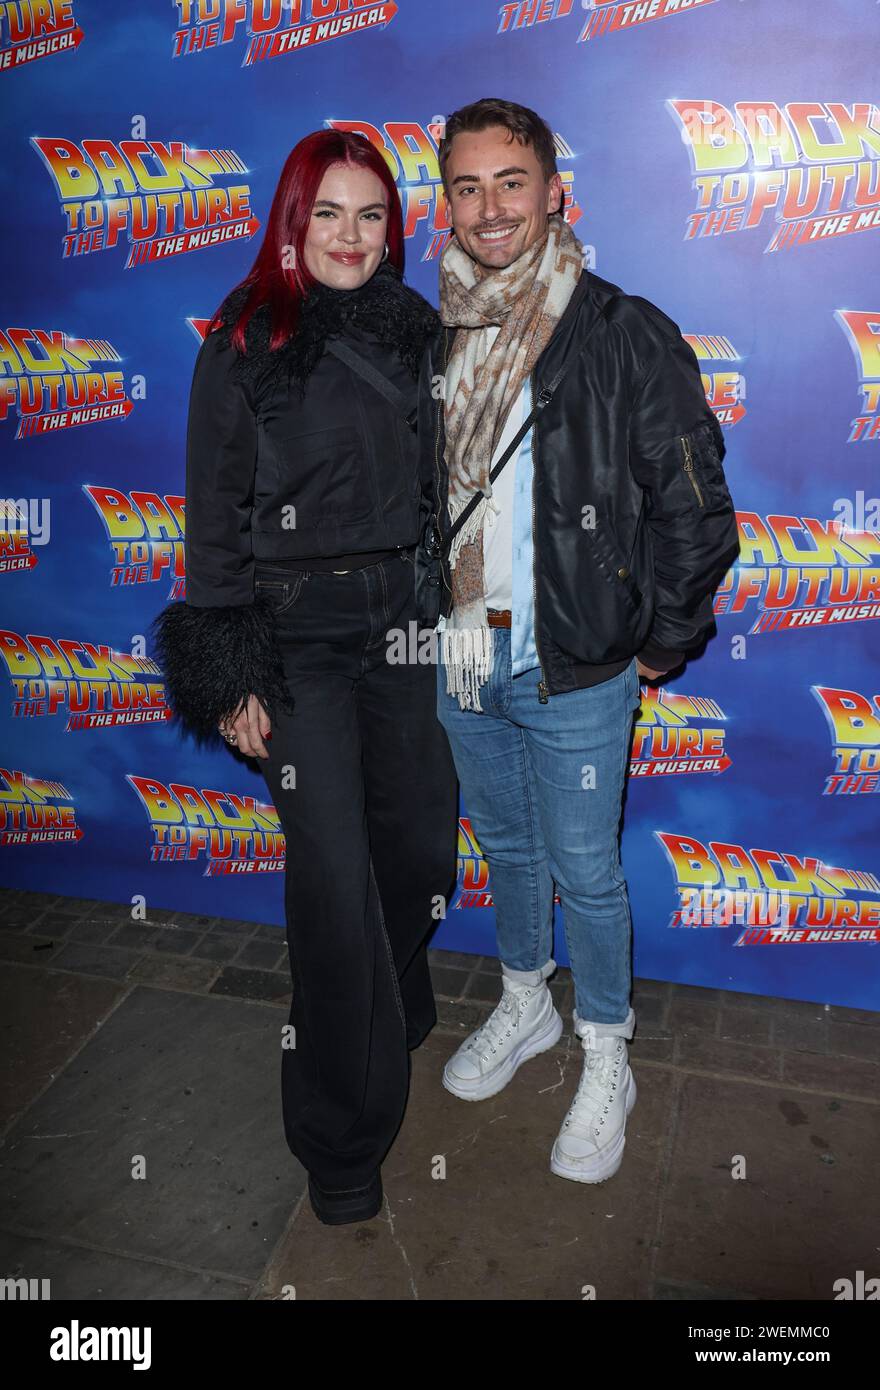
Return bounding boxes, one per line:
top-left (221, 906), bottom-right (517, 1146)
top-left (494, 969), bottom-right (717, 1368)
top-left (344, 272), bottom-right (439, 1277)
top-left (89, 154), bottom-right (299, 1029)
top-left (416, 267), bottom-right (741, 700)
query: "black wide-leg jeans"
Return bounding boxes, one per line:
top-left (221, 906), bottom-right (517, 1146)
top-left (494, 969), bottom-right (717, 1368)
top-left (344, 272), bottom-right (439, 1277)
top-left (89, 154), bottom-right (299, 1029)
top-left (254, 548), bottom-right (459, 1191)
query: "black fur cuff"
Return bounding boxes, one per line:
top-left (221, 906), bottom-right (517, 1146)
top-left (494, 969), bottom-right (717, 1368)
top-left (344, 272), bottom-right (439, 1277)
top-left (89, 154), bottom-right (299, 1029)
top-left (150, 595), bottom-right (295, 747)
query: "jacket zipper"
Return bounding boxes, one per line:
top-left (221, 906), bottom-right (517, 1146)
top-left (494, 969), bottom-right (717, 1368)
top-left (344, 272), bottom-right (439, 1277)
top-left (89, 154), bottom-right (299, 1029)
top-left (530, 372), bottom-right (550, 704)
top-left (680, 434), bottom-right (704, 507)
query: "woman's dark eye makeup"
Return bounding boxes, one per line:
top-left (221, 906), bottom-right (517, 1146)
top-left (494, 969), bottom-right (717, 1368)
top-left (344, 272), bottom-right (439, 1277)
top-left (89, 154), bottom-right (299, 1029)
top-left (313, 210), bottom-right (384, 220)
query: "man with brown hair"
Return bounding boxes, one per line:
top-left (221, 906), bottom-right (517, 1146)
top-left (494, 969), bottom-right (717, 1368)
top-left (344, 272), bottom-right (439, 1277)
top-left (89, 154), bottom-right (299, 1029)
top-left (416, 97), bottom-right (739, 1182)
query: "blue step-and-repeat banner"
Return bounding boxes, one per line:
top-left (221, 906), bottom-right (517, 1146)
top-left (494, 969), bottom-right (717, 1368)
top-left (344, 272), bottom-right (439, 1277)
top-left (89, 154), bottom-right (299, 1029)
top-left (2, 0), bottom-right (878, 1010)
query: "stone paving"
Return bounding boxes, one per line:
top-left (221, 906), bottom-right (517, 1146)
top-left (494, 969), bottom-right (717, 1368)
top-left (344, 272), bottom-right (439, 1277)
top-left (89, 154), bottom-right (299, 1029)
top-left (1, 889), bottom-right (877, 1300)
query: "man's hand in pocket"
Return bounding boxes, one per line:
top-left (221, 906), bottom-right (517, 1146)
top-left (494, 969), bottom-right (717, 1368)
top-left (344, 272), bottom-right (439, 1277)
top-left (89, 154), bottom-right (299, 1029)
top-left (636, 659), bottom-right (668, 683)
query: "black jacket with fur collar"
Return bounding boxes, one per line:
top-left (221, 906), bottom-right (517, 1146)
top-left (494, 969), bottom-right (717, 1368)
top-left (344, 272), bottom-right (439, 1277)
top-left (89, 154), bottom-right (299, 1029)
top-left (151, 264), bottom-right (438, 745)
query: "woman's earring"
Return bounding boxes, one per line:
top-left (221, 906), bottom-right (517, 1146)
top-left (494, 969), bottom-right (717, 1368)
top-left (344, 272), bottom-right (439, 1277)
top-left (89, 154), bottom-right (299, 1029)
top-left (381, 242), bottom-right (389, 262)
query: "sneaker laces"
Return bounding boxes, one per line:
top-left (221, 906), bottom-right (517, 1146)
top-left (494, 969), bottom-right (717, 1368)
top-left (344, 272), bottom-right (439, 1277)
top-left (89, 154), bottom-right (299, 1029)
top-left (563, 1036), bottom-right (621, 1139)
top-left (464, 982), bottom-right (525, 1062)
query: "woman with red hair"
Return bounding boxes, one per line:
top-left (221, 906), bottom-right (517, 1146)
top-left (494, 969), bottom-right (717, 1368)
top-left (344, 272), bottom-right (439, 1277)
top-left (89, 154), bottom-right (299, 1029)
top-left (152, 130), bottom-right (458, 1226)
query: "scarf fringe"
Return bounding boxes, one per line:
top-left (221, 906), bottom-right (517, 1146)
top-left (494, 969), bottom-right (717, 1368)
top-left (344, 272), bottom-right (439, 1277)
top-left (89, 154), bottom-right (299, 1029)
top-left (441, 623), bottom-right (495, 712)
top-left (446, 490), bottom-right (493, 572)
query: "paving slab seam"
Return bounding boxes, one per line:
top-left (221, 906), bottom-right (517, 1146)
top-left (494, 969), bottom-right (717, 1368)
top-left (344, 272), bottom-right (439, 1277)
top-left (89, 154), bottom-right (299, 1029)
top-left (0, 972), bottom-right (292, 1147)
top-left (603, 1056), bottom-right (880, 1106)
top-left (645, 1067), bottom-right (686, 1298)
top-left (423, 1030), bottom-right (880, 1105)
top-left (4, 957), bottom-right (873, 1106)
top-left (0, 1222), bottom-right (254, 1292)
top-left (0, 976), bottom-right (135, 1145)
top-left (248, 1188), bottom-right (313, 1301)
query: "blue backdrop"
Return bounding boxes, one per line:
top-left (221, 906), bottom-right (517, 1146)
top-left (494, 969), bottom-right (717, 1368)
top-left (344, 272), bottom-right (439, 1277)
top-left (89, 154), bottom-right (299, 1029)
top-left (2, 0), bottom-right (878, 1009)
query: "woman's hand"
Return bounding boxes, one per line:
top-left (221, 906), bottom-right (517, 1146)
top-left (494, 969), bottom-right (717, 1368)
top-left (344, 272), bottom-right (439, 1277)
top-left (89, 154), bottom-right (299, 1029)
top-left (219, 694), bottom-right (272, 759)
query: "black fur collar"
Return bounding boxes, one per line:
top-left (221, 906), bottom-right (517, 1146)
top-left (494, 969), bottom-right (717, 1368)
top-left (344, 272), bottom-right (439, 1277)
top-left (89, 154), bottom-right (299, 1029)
top-left (214, 261), bottom-right (438, 400)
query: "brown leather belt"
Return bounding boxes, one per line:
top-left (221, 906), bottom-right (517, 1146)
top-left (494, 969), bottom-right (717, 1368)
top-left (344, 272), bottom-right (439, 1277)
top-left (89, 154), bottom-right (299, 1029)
top-left (486, 609), bottom-right (512, 628)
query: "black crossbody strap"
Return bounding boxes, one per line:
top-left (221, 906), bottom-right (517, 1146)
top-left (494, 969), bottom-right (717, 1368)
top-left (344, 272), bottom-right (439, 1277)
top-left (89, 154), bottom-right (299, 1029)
top-left (325, 337), bottom-right (418, 430)
top-left (444, 386), bottom-right (547, 536)
top-left (440, 279), bottom-right (615, 555)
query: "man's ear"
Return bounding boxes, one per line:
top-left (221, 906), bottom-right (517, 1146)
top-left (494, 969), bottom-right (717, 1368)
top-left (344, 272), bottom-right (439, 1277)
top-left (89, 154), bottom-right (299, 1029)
top-left (547, 172), bottom-right (563, 215)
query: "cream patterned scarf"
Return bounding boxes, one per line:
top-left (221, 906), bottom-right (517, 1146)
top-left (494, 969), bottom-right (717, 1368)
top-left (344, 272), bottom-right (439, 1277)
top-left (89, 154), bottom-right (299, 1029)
top-left (438, 213), bottom-right (584, 710)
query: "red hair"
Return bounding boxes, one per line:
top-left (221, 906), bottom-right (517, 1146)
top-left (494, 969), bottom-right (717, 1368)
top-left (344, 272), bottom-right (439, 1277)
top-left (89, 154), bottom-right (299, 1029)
top-left (210, 129), bottom-right (405, 353)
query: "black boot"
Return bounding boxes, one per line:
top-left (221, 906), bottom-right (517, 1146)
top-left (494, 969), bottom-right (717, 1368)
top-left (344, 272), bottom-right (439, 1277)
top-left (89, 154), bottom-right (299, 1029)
top-left (307, 1171), bottom-right (383, 1226)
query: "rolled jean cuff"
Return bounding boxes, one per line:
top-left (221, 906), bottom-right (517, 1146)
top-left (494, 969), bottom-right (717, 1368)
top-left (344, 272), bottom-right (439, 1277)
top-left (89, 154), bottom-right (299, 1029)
top-left (573, 1005), bottom-right (635, 1041)
top-left (501, 957), bottom-right (556, 987)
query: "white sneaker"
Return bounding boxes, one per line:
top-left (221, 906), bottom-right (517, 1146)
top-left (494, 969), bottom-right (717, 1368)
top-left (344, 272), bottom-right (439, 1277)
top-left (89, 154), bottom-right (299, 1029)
top-left (442, 960), bottom-right (563, 1102)
top-left (550, 1007), bottom-right (637, 1183)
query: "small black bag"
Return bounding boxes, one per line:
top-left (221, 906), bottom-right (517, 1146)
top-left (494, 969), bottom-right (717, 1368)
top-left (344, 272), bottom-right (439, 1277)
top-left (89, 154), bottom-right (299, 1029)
top-left (416, 506), bottom-right (444, 630)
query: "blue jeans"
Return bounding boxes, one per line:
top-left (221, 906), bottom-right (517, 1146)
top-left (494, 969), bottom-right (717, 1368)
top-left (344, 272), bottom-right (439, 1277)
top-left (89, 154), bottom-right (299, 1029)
top-left (436, 628), bottom-right (642, 1024)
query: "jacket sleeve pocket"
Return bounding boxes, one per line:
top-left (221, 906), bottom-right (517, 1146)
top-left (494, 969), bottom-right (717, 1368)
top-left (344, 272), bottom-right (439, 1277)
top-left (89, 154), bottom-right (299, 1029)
top-left (679, 416), bottom-right (733, 511)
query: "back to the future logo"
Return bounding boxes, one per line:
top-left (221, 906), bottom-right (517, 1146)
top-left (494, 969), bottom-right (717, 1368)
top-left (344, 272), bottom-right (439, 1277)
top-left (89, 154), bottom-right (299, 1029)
top-left (1, 328), bottom-right (132, 439)
top-left (669, 100), bottom-right (880, 252)
top-left (659, 834), bottom-right (880, 946)
top-left (813, 683), bottom-right (880, 797)
top-left (32, 135), bottom-right (259, 268)
top-left (718, 506), bottom-right (880, 635)
top-left (0, 0), bottom-right (84, 70)
top-left (173, 0), bottom-right (401, 62)
top-left (497, 0), bottom-right (722, 43)
top-left (128, 775), bottom-right (285, 872)
top-left (836, 309), bottom-right (880, 443)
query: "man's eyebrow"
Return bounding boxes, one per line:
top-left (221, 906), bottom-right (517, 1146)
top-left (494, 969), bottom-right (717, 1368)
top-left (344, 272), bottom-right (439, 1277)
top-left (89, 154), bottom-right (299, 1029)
top-left (312, 199), bottom-right (386, 211)
top-left (450, 166), bottom-right (531, 186)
